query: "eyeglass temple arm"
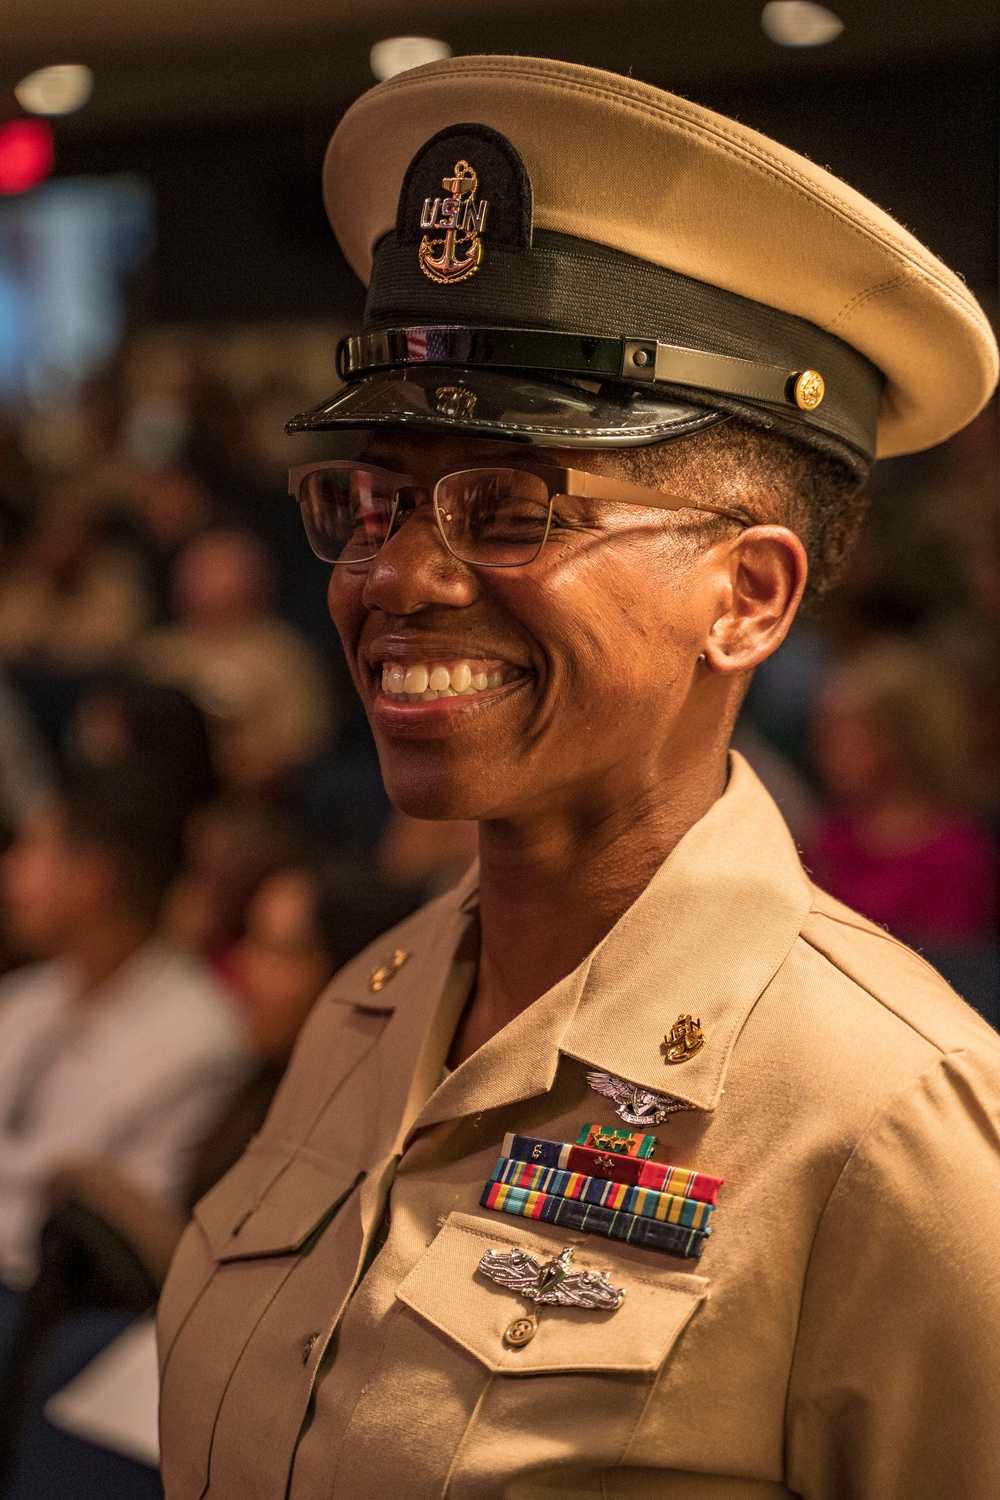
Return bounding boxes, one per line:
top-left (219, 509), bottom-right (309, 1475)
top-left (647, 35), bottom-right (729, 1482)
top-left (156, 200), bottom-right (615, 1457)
top-left (564, 468), bottom-right (753, 526)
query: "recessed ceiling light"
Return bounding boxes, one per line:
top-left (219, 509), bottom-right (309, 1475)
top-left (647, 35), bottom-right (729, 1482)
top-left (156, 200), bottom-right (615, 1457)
top-left (14, 64), bottom-right (94, 116)
top-left (761, 2), bottom-right (844, 47)
top-left (370, 37), bottom-right (452, 83)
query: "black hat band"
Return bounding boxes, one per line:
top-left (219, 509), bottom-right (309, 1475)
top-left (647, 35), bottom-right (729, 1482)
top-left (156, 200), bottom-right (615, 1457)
top-left (362, 228), bottom-right (883, 465)
top-left (340, 326), bottom-right (827, 410)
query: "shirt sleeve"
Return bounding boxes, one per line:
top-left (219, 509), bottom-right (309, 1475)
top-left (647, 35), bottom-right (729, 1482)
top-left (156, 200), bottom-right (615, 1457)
top-left (786, 1046), bottom-right (1000, 1500)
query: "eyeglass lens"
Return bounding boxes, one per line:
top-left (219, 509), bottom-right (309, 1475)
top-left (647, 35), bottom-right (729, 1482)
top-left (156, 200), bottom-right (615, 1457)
top-left (297, 466), bottom-right (396, 564)
top-left (296, 465), bottom-right (554, 568)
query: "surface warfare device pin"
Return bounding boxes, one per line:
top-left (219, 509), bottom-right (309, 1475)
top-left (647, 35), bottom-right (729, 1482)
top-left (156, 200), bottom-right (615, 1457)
top-left (478, 1245), bottom-right (625, 1348)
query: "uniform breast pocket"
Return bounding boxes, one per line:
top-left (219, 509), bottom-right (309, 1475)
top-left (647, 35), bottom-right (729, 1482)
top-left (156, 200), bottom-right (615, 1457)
top-left (397, 1210), bottom-right (708, 1376)
top-left (341, 1212), bottom-right (710, 1494)
top-left (159, 1143), bottom-right (366, 1500)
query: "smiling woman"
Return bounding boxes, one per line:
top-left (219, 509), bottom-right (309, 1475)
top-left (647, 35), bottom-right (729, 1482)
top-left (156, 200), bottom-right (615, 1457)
top-left (324, 430), bottom-right (805, 850)
top-left (157, 55), bottom-right (1000, 1500)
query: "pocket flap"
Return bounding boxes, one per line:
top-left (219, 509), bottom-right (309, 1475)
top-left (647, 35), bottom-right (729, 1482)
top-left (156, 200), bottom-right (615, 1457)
top-left (396, 1210), bottom-right (707, 1375)
top-left (193, 1143), bottom-right (363, 1261)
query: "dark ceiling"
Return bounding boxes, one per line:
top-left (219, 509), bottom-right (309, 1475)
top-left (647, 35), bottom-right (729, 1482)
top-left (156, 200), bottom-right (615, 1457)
top-left (1, 0), bottom-right (997, 129)
top-left (2, 0), bottom-right (992, 327)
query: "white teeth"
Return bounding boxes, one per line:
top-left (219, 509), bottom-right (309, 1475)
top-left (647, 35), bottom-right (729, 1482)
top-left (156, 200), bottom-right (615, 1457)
top-left (380, 659), bottom-right (521, 702)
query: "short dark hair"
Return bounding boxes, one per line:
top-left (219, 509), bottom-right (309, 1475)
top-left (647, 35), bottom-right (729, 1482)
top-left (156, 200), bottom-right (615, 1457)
top-left (615, 416), bottom-right (870, 608)
top-left (57, 767), bottom-right (186, 922)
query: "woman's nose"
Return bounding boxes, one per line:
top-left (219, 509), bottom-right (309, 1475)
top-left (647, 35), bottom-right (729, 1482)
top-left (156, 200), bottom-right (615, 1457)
top-left (361, 500), bottom-right (478, 615)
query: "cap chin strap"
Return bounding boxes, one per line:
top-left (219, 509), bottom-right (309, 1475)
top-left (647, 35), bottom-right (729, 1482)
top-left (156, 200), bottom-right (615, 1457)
top-left (337, 326), bottom-right (825, 413)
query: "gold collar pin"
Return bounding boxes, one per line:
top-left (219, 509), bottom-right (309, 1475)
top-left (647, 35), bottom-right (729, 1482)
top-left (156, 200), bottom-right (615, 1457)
top-left (662, 1015), bottom-right (705, 1063)
top-left (368, 948), bottom-right (411, 993)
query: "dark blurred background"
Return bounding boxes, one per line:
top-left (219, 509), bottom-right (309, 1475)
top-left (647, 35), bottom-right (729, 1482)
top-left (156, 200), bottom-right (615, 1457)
top-left (0, 5), bottom-right (994, 1493)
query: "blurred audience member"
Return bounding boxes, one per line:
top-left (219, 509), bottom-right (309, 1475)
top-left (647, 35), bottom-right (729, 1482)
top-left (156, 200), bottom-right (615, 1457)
top-left (0, 492), bottom-right (150, 669)
top-left (0, 675), bottom-right (53, 979)
top-left (126, 466), bottom-right (214, 624)
top-left (0, 673), bottom-right (51, 835)
top-left (0, 861), bottom-right (419, 1498)
top-left (66, 677), bottom-right (216, 823)
top-left (0, 769), bottom-right (247, 1297)
top-left (378, 810), bottom-right (479, 900)
top-left (135, 467), bottom-right (209, 555)
top-left (160, 794), bottom-right (300, 981)
top-left (136, 528), bottom-right (333, 789)
top-left (185, 859), bottom-right (420, 1203)
top-left (804, 639), bottom-right (998, 945)
top-left (38, 859), bottom-right (420, 1299)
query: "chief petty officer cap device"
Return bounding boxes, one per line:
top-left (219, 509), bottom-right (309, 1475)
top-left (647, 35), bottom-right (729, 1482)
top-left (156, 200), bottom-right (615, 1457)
top-left (287, 55), bottom-right (998, 478)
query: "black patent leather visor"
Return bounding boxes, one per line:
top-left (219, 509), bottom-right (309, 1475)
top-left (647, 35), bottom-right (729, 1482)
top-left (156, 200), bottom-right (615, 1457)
top-left (285, 365), bottom-right (724, 449)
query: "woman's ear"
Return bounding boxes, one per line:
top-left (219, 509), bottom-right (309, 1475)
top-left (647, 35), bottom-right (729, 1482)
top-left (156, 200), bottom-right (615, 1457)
top-left (702, 525), bottom-right (808, 674)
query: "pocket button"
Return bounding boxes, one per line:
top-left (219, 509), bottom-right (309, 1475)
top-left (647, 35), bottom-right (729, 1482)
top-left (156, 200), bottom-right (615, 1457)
top-left (503, 1315), bottom-right (538, 1348)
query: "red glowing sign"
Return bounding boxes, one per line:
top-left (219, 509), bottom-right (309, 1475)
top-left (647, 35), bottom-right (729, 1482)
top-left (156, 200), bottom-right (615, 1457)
top-left (0, 119), bottom-right (54, 195)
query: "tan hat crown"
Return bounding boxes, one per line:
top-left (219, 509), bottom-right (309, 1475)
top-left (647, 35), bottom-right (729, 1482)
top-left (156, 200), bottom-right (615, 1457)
top-left (314, 54), bottom-right (996, 462)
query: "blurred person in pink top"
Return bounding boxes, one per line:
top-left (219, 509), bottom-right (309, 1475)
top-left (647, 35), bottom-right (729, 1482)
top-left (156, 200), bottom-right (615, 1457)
top-left (804, 638), bottom-right (997, 945)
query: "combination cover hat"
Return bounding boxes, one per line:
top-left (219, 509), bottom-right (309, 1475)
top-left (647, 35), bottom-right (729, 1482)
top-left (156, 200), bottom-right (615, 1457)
top-left (287, 55), bottom-right (998, 474)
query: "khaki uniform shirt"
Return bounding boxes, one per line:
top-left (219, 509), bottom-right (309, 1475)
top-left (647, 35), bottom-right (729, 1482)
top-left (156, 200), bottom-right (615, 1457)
top-left (158, 755), bottom-right (1000, 1500)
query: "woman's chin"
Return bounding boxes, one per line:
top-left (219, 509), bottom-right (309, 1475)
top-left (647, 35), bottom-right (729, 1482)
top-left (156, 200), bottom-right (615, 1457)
top-left (380, 771), bottom-right (489, 825)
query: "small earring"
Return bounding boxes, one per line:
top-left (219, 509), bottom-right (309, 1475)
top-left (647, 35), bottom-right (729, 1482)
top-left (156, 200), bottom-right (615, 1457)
top-left (696, 652), bottom-right (706, 664)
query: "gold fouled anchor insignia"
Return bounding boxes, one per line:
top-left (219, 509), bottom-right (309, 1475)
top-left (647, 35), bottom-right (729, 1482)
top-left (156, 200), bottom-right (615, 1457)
top-left (662, 1014), bottom-right (705, 1064)
top-left (418, 159), bottom-right (488, 285)
top-left (367, 948), bottom-right (411, 993)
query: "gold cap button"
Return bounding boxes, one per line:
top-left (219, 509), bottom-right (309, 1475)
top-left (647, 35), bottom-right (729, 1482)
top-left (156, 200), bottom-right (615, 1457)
top-left (503, 1315), bottom-right (538, 1348)
top-left (792, 370), bottom-right (825, 410)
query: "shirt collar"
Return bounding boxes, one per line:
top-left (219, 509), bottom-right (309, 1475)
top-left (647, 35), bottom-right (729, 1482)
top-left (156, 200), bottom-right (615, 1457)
top-left (558, 752), bottom-right (811, 1110)
top-left (411, 753), bottom-right (811, 1129)
top-left (324, 859), bottom-right (481, 1019)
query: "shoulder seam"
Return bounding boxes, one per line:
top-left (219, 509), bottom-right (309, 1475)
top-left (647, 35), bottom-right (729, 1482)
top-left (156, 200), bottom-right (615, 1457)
top-left (798, 928), bottom-right (947, 1055)
top-left (805, 901), bottom-right (957, 986)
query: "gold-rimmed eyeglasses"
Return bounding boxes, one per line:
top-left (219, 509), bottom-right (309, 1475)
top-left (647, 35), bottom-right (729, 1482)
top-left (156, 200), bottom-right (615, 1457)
top-left (288, 459), bottom-right (753, 569)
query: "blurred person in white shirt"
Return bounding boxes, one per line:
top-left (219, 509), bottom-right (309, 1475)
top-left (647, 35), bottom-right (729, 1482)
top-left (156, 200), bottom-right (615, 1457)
top-left (0, 768), bottom-right (248, 1298)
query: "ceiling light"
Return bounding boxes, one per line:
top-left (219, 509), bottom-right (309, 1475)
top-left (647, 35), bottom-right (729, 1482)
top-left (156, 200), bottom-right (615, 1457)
top-left (761, 2), bottom-right (844, 46)
top-left (14, 64), bottom-right (94, 117)
top-left (370, 37), bottom-right (452, 83)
